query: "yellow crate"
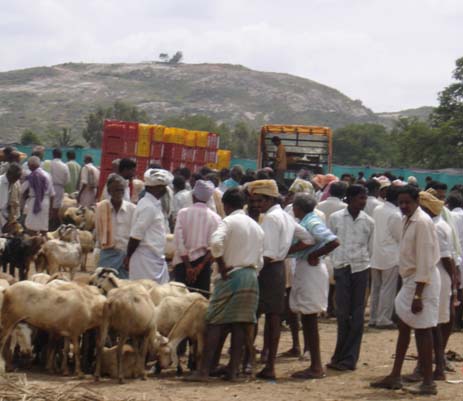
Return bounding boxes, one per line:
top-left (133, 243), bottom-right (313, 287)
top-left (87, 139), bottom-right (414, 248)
top-left (137, 124), bottom-right (151, 157)
top-left (153, 125), bottom-right (165, 142)
top-left (216, 149), bottom-right (231, 169)
top-left (196, 131), bottom-right (209, 148)
top-left (184, 130), bottom-right (196, 147)
top-left (164, 127), bottom-right (185, 144)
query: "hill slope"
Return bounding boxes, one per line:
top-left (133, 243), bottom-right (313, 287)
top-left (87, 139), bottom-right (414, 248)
top-left (0, 62), bottom-right (385, 143)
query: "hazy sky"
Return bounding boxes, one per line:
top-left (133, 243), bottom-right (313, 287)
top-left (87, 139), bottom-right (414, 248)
top-left (1, 0), bottom-right (462, 111)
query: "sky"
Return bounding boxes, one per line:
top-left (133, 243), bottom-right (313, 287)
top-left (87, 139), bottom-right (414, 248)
top-left (1, 0), bottom-right (462, 112)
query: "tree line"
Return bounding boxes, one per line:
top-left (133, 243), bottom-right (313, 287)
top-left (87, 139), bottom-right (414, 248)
top-left (19, 56), bottom-right (463, 169)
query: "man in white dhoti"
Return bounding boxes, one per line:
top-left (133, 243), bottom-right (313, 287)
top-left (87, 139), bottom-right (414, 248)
top-left (50, 148), bottom-right (70, 229)
top-left (21, 156), bottom-right (55, 234)
top-left (288, 193), bottom-right (339, 379)
top-left (371, 186), bottom-right (440, 395)
top-left (125, 168), bottom-right (172, 283)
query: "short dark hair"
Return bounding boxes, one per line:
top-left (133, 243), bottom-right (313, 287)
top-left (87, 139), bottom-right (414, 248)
top-left (341, 173), bottom-right (352, 180)
top-left (52, 148), bottom-right (62, 158)
top-left (107, 173), bottom-right (126, 188)
top-left (84, 155), bottom-right (93, 163)
top-left (219, 168), bottom-right (230, 181)
top-left (179, 167), bottom-right (191, 180)
top-left (293, 193), bottom-right (317, 214)
top-left (119, 158), bottom-right (136, 172)
top-left (346, 184), bottom-right (367, 201)
top-left (398, 185), bottom-right (420, 201)
top-left (429, 181), bottom-right (447, 191)
top-left (173, 175), bottom-right (186, 191)
top-left (385, 185), bottom-right (400, 204)
top-left (271, 136), bottom-right (281, 143)
top-left (3, 146), bottom-right (13, 156)
top-left (447, 191), bottom-right (463, 210)
top-left (66, 150), bottom-right (76, 160)
top-left (6, 162), bottom-right (22, 178)
top-left (222, 188), bottom-right (245, 210)
top-left (365, 179), bottom-right (380, 194)
top-left (329, 181), bottom-right (347, 199)
top-left (200, 166), bottom-right (213, 177)
top-left (256, 170), bottom-right (269, 180)
top-left (206, 173), bottom-right (219, 188)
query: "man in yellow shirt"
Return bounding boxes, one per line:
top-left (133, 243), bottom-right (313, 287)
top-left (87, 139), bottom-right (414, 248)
top-left (272, 136), bottom-right (287, 184)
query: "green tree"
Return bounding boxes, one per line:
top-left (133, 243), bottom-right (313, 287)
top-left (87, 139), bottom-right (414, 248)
top-left (432, 56), bottom-right (463, 137)
top-left (82, 100), bottom-right (150, 147)
top-left (47, 127), bottom-right (78, 147)
top-left (20, 129), bottom-right (42, 145)
top-left (333, 124), bottom-right (393, 167)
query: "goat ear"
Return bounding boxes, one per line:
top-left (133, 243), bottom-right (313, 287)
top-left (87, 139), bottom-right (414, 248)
top-left (108, 274), bottom-right (118, 288)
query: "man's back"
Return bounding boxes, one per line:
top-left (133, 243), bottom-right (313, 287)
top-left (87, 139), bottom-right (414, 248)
top-left (317, 197), bottom-right (347, 222)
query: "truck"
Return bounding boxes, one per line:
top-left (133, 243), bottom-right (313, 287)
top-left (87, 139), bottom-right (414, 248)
top-left (257, 124), bottom-right (333, 182)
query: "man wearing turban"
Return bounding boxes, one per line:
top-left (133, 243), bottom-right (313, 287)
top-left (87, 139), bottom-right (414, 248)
top-left (249, 179), bottom-right (314, 380)
top-left (173, 180), bottom-right (222, 294)
top-left (125, 169), bottom-right (173, 283)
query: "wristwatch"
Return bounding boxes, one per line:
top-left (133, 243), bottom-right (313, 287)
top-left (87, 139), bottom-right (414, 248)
top-left (413, 295), bottom-right (421, 300)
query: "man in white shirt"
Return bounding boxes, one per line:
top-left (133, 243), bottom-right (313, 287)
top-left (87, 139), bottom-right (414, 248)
top-left (171, 175), bottom-right (193, 224)
top-left (187, 188), bottom-right (264, 382)
top-left (327, 185), bottom-right (374, 371)
top-left (447, 191), bottom-right (463, 330)
top-left (126, 169), bottom-right (172, 283)
top-left (249, 179), bottom-right (314, 380)
top-left (50, 148), bottom-right (70, 229)
top-left (370, 186), bottom-right (402, 329)
top-left (316, 181), bottom-right (347, 220)
top-left (0, 163), bottom-right (22, 231)
top-left (371, 187), bottom-right (440, 395)
top-left (364, 179), bottom-right (382, 217)
top-left (173, 180), bottom-right (221, 295)
top-left (316, 181), bottom-right (348, 317)
top-left (96, 174), bottom-right (135, 278)
top-left (78, 155), bottom-right (100, 207)
top-left (21, 156), bottom-right (55, 234)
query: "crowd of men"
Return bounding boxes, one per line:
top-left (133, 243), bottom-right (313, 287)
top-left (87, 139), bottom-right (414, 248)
top-left (1, 145), bottom-right (462, 395)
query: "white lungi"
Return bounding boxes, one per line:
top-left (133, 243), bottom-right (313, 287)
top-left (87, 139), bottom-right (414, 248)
top-left (129, 246), bottom-right (169, 284)
top-left (289, 259), bottom-right (329, 315)
top-left (438, 265), bottom-right (451, 324)
top-left (395, 268), bottom-right (441, 329)
top-left (24, 197), bottom-right (50, 232)
top-left (52, 184), bottom-right (65, 208)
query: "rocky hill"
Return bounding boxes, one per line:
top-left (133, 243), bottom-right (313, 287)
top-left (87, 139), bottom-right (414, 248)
top-left (1, 62), bottom-right (389, 143)
top-left (377, 106), bottom-right (434, 125)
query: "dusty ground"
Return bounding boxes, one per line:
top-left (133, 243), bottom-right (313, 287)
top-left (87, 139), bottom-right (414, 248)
top-left (5, 318), bottom-right (463, 401)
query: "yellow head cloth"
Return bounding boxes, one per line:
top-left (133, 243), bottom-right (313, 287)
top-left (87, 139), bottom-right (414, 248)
top-left (248, 179), bottom-right (279, 198)
top-left (419, 190), bottom-right (444, 216)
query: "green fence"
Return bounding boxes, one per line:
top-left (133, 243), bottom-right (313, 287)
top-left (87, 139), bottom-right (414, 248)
top-left (16, 146), bottom-right (101, 166)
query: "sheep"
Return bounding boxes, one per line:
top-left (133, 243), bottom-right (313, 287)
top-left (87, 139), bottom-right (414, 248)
top-left (39, 226), bottom-right (83, 279)
top-left (156, 298), bottom-right (209, 373)
top-left (63, 206), bottom-right (95, 231)
top-left (90, 268), bottom-right (188, 306)
top-left (0, 281), bottom-right (33, 371)
top-left (1, 235), bottom-right (45, 280)
top-left (47, 224), bottom-right (95, 272)
top-left (0, 272), bottom-right (16, 285)
top-left (100, 345), bottom-right (142, 379)
top-left (58, 194), bottom-right (78, 221)
top-left (95, 283), bottom-right (158, 383)
top-left (0, 281), bottom-right (106, 377)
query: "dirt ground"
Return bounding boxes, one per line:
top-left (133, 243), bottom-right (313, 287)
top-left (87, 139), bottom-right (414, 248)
top-left (6, 318), bottom-right (463, 401)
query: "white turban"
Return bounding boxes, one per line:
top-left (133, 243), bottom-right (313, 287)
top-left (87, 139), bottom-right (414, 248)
top-left (193, 180), bottom-right (215, 202)
top-left (143, 168), bottom-right (173, 187)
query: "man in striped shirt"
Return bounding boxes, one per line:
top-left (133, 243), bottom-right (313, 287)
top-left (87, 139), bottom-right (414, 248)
top-left (173, 179), bottom-right (222, 295)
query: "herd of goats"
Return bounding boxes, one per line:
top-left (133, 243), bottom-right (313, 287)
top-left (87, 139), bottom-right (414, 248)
top-left (0, 194), bottom-right (216, 384)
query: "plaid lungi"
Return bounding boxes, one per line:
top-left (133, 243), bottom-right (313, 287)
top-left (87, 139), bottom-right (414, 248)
top-left (205, 267), bottom-right (259, 325)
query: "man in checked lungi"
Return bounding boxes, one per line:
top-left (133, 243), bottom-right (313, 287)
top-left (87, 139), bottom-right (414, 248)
top-left (185, 188), bottom-right (264, 381)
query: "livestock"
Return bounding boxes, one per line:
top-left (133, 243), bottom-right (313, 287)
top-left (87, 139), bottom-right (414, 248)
top-left (100, 345), bottom-right (142, 379)
top-left (63, 206), bottom-right (95, 231)
top-left (95, 284), bottom-right (157, 383)
top-left (156, 298), bottom-right (209, 372)
top-left (0, 281), bottom-right (106, 377)
top-left (58, 194), bottom-right (78, 221)
top-left (1, 235), bottom-right (45, 280)
top-left (90, 268), bottom-right (188, 306)
top-left (39, 239), bottom-right (82, 279)
top-left (0, 280), bottom-right (33, 370)
top-left (0, 273), bottom-right (16, 285)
